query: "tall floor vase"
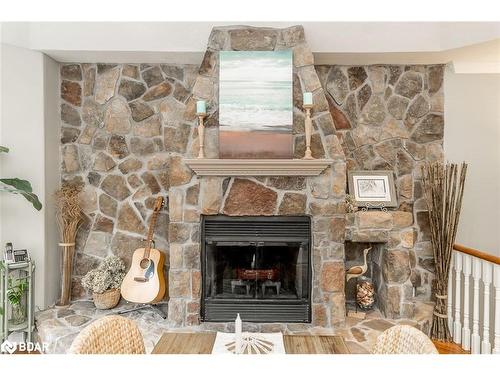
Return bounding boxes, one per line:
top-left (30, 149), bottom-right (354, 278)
top-left (422, 162), bottom-right (467, 341)
top-left (58, 243), bottom-right (75, 306)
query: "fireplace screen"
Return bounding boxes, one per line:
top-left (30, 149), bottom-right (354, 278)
top-left (201, 216), bottom-right (311, 323)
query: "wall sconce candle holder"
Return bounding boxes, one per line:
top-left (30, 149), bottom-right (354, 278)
top-left (302, 103), bottom-right (314, 160)
top-left (197, 111), bottom-right (207, 159)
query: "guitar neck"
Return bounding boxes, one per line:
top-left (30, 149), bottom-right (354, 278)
top-left (144, 197), bottom-right (163, 255)
top-left (145, 211), bottom-right (160, 249)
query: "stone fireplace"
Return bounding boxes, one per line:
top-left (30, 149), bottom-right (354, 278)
top-left (60, 25), bottom-right (443, 330)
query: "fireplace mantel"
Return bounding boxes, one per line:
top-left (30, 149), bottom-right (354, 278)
top-left (184, 158), bottom-right (333, 176)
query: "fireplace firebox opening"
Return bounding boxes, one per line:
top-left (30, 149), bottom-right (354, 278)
top-left (201, 215), bottom-right (312, 323)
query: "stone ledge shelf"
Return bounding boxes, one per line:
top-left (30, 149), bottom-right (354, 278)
top-left (184, 159), bottom-right (333, 176)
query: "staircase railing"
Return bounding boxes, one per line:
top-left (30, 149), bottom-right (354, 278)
top-left (448, 244), bottom-right (500, 354)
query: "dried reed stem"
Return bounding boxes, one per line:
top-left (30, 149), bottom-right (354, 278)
top-left (422, 162), bottom-right (467, 341)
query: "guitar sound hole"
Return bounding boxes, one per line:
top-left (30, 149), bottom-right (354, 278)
top-left (140, 258), bottom-right (151, 270)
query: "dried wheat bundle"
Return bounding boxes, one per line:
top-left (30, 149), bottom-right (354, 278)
top-left (54, 182), bottom-right (83, 305)
top-left (422, 162), bottom-right (467, 341)
top-left (54, 183), bottom-right (83, 241)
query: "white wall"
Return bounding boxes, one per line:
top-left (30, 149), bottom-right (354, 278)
top-left (43, 54), bottom-right (61, 306)
top-left (0, 43), bottom-right (60, 308)
top-left (2, 22), bottom-right (499, 67)
top-left (12, 22), bottom-right (500, 53)
top-left (444, 69), bottom-right (500, 256)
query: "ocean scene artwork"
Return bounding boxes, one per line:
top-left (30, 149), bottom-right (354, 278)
top-left (219, 50), bottom-right (293, 158)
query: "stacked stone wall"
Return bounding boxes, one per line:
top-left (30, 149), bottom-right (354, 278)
top-left (58, 25), bottom-right (443, 326)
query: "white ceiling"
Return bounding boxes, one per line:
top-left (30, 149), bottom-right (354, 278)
top-left (2, 22), bottom-right (500, 71)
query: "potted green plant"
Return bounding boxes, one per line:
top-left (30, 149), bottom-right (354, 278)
top-left (6, 275), bottom-right (28, 324)
top-left (81, 256), bottom-right (126, 309)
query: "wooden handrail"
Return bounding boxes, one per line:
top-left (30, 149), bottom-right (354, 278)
top-left (453, 243), bottom-right (500, 265)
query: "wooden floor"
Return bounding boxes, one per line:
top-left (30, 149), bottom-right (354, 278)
top-left (432, 340), bottom-right (470, 354)
top-left (152, 332), bottom-right (350, 354)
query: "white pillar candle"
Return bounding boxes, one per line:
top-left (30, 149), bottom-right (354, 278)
top-left (235, 313), bottom-right (242, 354)
top-left (303, 92), bottom-right (313, 106)
top-left (196, 100), bottom-right (206, 114)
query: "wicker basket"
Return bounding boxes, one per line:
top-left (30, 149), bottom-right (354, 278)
top-left (92, 288), bottom-right (121, 310)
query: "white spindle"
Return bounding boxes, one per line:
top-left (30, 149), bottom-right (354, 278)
top-left (454, 252), bottom-right (463, 344)
top-left (448, 252), bottom-right (454, 333)
top-left (461, 254), bottom-right (472, 350)
top-left (471, 257), bottom-right (482, 354)
top-left (493, 265), bottom-right (500, 354)
top-left (482, 261), bottom-right (492, 354)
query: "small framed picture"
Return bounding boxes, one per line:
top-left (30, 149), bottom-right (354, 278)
top-left (348, 170), bottom-right (398, 208)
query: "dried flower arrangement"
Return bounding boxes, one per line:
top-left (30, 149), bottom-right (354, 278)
top-left (82, 256), bottom-right (126, 294)
top-left (54, 182), bottom-right (83, 306)
top-left (82, 256), bottom-right (126, 309)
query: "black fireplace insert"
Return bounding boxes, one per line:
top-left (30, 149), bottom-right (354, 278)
top-left (201, 215), bottom-right (311, 323)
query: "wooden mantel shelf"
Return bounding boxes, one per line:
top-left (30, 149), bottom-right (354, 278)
top-left (184, 158), bottom-right (333, 176)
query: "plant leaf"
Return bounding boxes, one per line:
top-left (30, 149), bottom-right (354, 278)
top-left (20, 191), bottom-right (43, 211)
top-left (0, 178), bottom-right (33, 193)
top-left (0, 179), bottom-right (42, 210)
top-left (0, 146), bottom-right (9, 153)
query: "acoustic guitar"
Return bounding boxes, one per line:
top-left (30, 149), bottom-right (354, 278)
top-left (121, 197), bottom-right (166, 304)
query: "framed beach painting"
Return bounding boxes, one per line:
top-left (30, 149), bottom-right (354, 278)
top-left (348, 170), bottom-right (398, 208)
top-left (219, 50), bottom-right (293, 159)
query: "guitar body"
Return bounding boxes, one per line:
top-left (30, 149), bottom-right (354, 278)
top-left (120, 196), bottom-right (167, 304)
top-left (121, 247), bottom-right (166, 304)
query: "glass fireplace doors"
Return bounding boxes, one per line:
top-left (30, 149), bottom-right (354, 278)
top-left (201, 216), bottom-right (311, 323)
